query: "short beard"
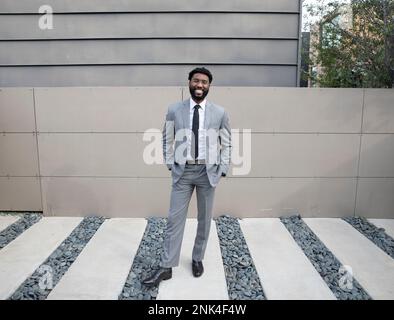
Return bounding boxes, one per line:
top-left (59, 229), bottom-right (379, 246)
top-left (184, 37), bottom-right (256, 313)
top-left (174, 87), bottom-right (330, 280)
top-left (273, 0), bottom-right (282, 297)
top-left (189, 86), bottom-right (209, 102)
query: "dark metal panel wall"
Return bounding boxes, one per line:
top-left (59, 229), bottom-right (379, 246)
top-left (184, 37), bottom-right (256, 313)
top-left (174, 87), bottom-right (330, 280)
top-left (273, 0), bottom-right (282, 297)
top-left (0, 13), bottom-right (299, 39)
top-left (0, 0), bottom-right (300, 13)
top-left (0, 0), bottom-right (301, 86)
top-left (0, 65), bottom-right (297, 87)
top-left (0, 40), bottom-right (298, 65)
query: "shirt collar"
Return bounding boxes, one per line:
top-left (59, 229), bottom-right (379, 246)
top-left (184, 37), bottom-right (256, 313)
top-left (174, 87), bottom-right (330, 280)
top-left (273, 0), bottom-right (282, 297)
top-left (190, 98), bottom-right (206, 111)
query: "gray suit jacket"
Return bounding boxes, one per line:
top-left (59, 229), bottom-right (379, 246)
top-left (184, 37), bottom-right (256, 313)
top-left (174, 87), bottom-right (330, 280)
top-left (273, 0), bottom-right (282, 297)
top-left (162, 99), bottom-right (232, 187)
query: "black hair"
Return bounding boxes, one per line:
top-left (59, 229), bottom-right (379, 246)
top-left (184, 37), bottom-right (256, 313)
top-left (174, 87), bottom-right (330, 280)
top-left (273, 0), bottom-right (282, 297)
top-left (188, 67), bottom-right (213, 83)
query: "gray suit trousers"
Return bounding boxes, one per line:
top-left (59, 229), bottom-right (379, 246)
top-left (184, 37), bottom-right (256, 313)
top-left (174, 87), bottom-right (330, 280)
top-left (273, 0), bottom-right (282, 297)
top-left (161, 164), bottom-right (215, 268)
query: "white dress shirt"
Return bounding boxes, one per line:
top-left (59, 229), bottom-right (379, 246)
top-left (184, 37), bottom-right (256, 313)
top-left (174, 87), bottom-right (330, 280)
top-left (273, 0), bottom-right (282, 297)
top-left (187, 98), bottom-right (206, 161)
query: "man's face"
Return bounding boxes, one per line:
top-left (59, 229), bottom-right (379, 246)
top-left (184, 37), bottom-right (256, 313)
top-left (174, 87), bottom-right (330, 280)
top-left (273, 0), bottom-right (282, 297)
top-left (189, 73), bottom-right (210, 102)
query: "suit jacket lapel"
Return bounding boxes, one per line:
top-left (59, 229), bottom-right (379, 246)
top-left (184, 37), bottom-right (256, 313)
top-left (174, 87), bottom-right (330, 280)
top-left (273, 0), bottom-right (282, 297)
top-left (181, 99), bottom-right (189, 129)
top-left (204, 101), bottom-right (211, 130)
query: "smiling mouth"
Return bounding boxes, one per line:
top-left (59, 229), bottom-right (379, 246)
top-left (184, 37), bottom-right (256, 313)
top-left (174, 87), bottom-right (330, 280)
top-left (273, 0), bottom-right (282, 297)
top-left (195, 89), bottom-right (203, 95)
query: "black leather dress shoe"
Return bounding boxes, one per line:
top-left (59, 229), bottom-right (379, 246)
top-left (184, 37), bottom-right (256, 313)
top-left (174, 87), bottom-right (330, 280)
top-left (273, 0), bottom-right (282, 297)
top-left (192, 260), bottom-right (204, 277)
top-left (142, 267), bottom-right (172, 287)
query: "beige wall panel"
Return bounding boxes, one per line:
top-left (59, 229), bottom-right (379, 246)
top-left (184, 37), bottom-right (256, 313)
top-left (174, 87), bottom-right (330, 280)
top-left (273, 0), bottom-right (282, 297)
top-left (0, 177), bottom-right (42, 211)
top-left (208, 87), bottom-right (363, 133)
top-left (214, 178), bottom-right (357, 218)
top-left (359, 134), bottom-right (394, 177)
top-left (0, 88), bottom-right (35, 132)
top-left (38, 132), bottom-right (359, 178)
top-left (363, 89), bottom-right (394, 133)
top-left (35, 87), bottom-right (181, 132)
top-left (355, 178), bottom-right (394, 218)
top-left (230, 133), bottom-right (359, 177)
top-left (41, 176), bottom-right (355, 218)
top-left (0, 0), bottom-right (300, 13)
top-left (0, 133), bottom-right (39, 176)
top-left (0, 86), bottom-right (392, 218)
top-left (41, 177), bottom-right (173, 217)
top-left (38, 133), bottom-right (169, 177)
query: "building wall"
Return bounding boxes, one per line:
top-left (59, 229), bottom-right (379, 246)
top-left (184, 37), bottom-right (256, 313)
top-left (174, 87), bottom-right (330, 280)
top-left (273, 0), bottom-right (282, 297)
top-left (0, 0), bottom-right (302, 87)
top-left (1, 87), bottom-right (393, 218)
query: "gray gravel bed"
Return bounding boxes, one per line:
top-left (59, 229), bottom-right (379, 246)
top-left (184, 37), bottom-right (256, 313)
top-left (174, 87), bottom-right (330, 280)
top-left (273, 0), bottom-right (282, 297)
top-left (215, 215), bottom-right (265, 300)
top-left (119, 217), bottom-right (166, 300)
top-left (343, 216), bottom-right (394, 259)
top-left (0, 211), bottom-right (41, 217)
top-left (280, 215), bottom-right (371, 300)
top-left (0, 213), bottom-right (42, 250)
top-left (9, 216), bottom-right (105, 300)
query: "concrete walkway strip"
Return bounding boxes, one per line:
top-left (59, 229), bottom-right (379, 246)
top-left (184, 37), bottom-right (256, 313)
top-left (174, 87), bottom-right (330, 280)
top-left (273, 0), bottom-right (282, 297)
top-left (0, 216), bottom-right (20, 233)
top-left (368, 219), bottom-right (394, 240)
top-left (47, 218), bottom-right (147, 300)
top-left (239, 218), bottom-right (336, 300)
top-left (343, 217), bottom-right (394, 260)
top-left (0, 217), bottom-right (82, 300)
top-left (304, 218), bottom-right (394, 300)
top-left (156, 219), bottom-right (229, 300)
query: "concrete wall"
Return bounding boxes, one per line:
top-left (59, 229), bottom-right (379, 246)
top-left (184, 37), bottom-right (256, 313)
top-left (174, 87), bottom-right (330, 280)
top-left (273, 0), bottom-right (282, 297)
top-left (0, 0), bottom-right (302, 87)
top-left (0, 87), bottom-right (393, 218)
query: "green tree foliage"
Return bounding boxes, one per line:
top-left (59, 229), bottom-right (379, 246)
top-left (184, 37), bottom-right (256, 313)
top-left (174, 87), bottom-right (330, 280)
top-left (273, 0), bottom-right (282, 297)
top-left (303, 0), bottom-right (394, 88)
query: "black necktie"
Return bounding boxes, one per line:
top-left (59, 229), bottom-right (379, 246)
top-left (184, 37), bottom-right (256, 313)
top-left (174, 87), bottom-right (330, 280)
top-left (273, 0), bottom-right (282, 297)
top-left (191, 105), bottom-right (200, 159)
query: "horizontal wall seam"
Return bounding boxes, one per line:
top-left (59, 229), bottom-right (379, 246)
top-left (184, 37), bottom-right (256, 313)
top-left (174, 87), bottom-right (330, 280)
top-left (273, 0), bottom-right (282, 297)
top-left (0, 11), bottom-right (301, 15)
top-left (0, 37), bottom-right (300, 41)
top-left (2, 176), bottom-right (393, 179)
top-left (2, 132), bottom-right (394, 135)
top-left (0, 63), bottom-right (298, 67)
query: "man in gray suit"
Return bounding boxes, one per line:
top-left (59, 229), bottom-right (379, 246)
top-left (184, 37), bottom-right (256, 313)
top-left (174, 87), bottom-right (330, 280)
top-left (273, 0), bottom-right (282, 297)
top-left (142, 67), bottom-right (231, 287)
